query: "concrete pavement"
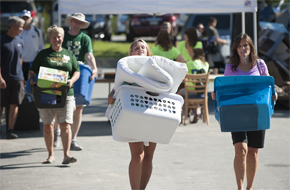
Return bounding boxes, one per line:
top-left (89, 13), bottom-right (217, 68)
top-left (0, 81), bottom-right (289, 190)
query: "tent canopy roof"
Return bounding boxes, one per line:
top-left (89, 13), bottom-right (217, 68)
top-left (59, 0), bottom-right (257, 14)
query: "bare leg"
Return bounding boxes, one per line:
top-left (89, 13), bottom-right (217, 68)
top-left (234, 142), bottom-right (248, 190)
top-left (71, 105), bottom-right (85, 139)
top-left (246, 147), bottom-right (259, 190)
top-left (43, 123), bottom-right (54, 161)
top-left (213, 68), bottom-right (218, 75)
top-left (128, 142), bottom-right (145, 190)
top-left (59, 122), bottom-right (72, 159)
top-left (139, 142), bottom-right (157, 190)
top-left (8, 104), bottom-right (18, 130)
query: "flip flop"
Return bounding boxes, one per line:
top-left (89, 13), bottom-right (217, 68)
top-left (62, 157), bottom-right (77, 165)
top-left (43, 158), bottom-right (55, 164)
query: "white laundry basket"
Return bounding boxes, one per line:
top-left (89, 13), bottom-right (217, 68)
top-left (107, 85), bottom-right (184, 144)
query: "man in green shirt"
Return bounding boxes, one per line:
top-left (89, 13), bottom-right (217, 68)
top-left (54, 13), bottom-right (98, 150)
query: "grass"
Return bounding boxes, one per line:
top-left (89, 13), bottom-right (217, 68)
top-left (45, 40), bottom-right (156, 58)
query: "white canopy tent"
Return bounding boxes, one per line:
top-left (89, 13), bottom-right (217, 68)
top-left (58, 0), bottom-right (258, 48)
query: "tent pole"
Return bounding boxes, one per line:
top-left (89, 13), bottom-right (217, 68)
top-left (58, 13), bottom-right (61, 27)
top-left (242, 12), bottom-right (245, 34)
top-left (253, 12), bottom-right (258, 51)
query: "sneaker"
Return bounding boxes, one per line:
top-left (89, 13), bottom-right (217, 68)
top-left (54, 131), bottom-right (61, 147)
top-left (7, 130), bottom-right (18, 139)
top-left (70, 140), bottom-right (82, 151)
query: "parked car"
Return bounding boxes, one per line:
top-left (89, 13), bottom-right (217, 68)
top-left (0, 0), bottom-right (45, 35)
top-left (84, 14), bottom-right (112, 41)
top-left (125, 14), bottom-right (177, 41)
top-left (51, 2), bottom-right (112, 41)
top-left (115, 14), bottom-right (129, 34)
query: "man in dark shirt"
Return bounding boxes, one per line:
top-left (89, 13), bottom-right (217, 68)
top-left (0, 16), bottom-right (25, 139)
top-left (205, 17), bottom-right (227, 75)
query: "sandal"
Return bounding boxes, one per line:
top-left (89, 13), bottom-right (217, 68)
top-left (62, 157), bottom-right (77, 165)
top-left (43, 158), bottom-right (55, 164)
top-left (190, 115), bottom-right (200, 124)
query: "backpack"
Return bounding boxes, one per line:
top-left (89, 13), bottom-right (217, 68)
top-left (206, 36), bottom-right (218, 54)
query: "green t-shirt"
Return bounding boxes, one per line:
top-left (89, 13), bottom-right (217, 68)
top-left (185, 59), bottom-right (209, 90)
top-left (151, 45), bottom-right (180, 61)
top-left (62, 31), bottom-right (93, 63)
top-left (186, 59), bottom-right (209, 74)
top-left (177, 41), bottom-right (203, 62)
top-left (30, 47), bottom-right (80, 96)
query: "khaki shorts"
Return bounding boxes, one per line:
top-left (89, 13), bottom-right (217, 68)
top-left (38, 96), bottom-right (76, 125)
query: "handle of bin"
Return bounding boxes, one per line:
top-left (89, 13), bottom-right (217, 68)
top-left (30, 84), bottom-right (70, 94)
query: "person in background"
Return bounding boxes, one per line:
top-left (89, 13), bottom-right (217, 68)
top-left (177, 27), bottom-right (203, 62)
top-left (53, 13), bottom-right (98, 150)
top-left (29, 25), bottom-right (80, 164)
top-left (196, 23), bottom-right (206, 40)
top-left (19, 9), bottom-right (44, 81)
top-left (177, 48), bottom-right (209, 123)
top-left (108, 39), bottom-right (157, 190)
top-left (211, 34), bottom-right (278, 190)
top-left (151, 30), bottom-right (185, 63)
top-left (0, 16), bottom-right (25, 139)
top-left (159, 21), bottom-right (176, 47)
top-left (205, 17), bottom-right (227, 75)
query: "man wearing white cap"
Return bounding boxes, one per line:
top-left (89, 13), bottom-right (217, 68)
top-left (57, 13), bottom-right (98, 151)
top-left (19, 10), bottom-right (44, 81)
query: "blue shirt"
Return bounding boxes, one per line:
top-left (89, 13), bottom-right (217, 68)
top-left (0, 34), bottom-right (24, 81)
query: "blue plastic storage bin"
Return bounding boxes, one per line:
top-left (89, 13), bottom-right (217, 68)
top-left (74, 64), bottom-right (96, 105)
top-left (214, 76), bottom-right (275, 132)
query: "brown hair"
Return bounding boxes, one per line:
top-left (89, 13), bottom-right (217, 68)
top-left (192, 48), bottom-right (206, 64)
top-left (129, 39), bottom-right (152, 56)
top-left (156, 30), bottom-right (173, 51)
top-left (185, 27), bottom-right (198, 47)
top-left (229, 34), bottom-right (258, 72)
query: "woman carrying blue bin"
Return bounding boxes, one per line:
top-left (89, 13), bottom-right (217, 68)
top-left (211, 34), bottom-right (278, 190)
top-left (28, 25), bottom-right (80, 165)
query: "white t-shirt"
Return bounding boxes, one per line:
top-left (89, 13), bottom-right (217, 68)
top-left (19, 25), bottom-right (45, 62)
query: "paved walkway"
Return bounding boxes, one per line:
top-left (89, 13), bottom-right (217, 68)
top-left (0, 82), bottom-right (289, 190)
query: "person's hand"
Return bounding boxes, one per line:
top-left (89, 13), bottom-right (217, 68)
top-left (271, 92), bottom-right (278, 101)
top-left (108, 89), bottom-right (115, 104)
top-left (67, 80), bottom-right (73, 88)
top-left (211, 92), bottom-right (216, 100)
top-left (0, 79), bottom-right (6, 89)
top-left (90, 69), bottom-right (97, 81)
top-left (30, 78), bottom-right (37, 86)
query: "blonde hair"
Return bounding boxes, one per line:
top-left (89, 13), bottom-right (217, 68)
top-left (129, 39), bottom-right (152, 56)
top-left (47, 25), bottom-right (64, 38)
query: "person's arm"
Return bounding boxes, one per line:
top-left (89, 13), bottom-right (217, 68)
top-left (265, 73), bottom-right (278, 101)
top-left (108, 88), bottom-right (115, 104)
top-left (67, 71), bottom-right (80, 88)
top-left (0, 67), bottom-right (6, 89)
top-left (28, 70), bottom-right (37, 86)
top-left (85, 52), bottom-right (98, 80)
top-left (216, 37), bottom-right (227, 44)
top-left (176, 54), bottom-right (186, 63)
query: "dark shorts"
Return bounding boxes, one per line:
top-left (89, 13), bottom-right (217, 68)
top-left (0, 80), bottom-right (25, 107)
top-left (231, 130), bottom-right (266, 148)
top-left (213, 61), bottom-right (224, 69)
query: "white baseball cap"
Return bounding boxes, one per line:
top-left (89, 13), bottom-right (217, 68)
top-left (20, 10), bottom-right (31, 18)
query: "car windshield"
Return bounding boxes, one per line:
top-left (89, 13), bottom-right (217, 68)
top-left (0, 2), bottom-right (32, 12)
